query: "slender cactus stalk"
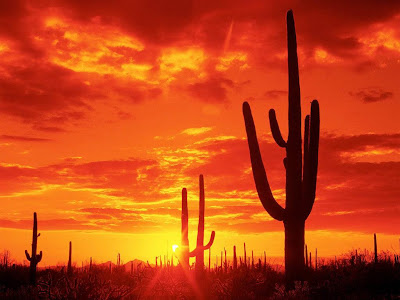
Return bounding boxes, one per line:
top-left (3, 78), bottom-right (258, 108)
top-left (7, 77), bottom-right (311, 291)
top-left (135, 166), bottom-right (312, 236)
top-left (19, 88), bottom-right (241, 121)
top-left (244, 243), bottom-right (247, 268)
top-left (355, 249), bottom-right (358, 264)
top-left (242, 10), bottom-right (320, 283)
top-left (305, 244), bottom-right (308, 267)
top-left (224, 248), bottom-right (227, 272)
top-left (233, 246), bottom-right (237, 270)
top-left (181, 188), bottom-right (189, 268)
top-left (264, 251), bottom-right (267, 270)
top-left (25, 212), bottom-right (42, 285)
top-left (374, 233), bottom-right (378, 263)
top-left (208, 248), bottom-right (211, 271)
top-left (67, 241), bottom-right (72, 276)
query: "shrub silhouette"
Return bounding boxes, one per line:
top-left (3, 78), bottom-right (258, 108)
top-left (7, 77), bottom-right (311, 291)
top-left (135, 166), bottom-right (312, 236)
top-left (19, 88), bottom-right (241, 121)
top-left (242, 10), bottom-right (320, 283)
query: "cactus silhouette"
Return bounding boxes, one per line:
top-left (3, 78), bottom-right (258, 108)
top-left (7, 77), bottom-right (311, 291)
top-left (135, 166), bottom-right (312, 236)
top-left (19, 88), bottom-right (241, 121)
top-left (233, 245), bottom-right (237, 270)
top-left (374, 233), bottom-right (378, 263)
top-left (242, 10), bottom-right (320, 282)
top-left (25, 212), bottom-right (42, 285)
top-left (244, 242), bottom-right (247, 268)
top-left (67, 241), bottom-right (72, 276)
top-left (305, 244), bottom-right (308, 267)
top-left (180, 175), bottom-right (215, 273)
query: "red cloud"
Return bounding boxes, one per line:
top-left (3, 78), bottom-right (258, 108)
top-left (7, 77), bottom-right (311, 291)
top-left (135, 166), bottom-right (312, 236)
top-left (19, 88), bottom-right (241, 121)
top-left (187, 77), bottom-right (234, 103)
top-left (0, 61), bottom-right (92, 126)
top-left (350, 88), bottom-right (394, 103)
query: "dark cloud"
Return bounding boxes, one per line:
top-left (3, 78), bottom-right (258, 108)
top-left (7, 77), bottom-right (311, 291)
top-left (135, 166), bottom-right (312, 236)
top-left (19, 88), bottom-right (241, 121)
top-left (350, 88), bottom-right (394, 103)
top-left (0, 61), bottom-right (92, 124)
top-left (0, 218), bottom-right (98, 230)
top-left (40, 0), bottom-right (194, 45)
top-left (187, 77), bottom-right (234, 103)
top-left (0, 158), bottom-right (161, 197)
top-left (264, 90), bottom-right (287, 99)
top-left (0, 134), bottom-right (52, 142)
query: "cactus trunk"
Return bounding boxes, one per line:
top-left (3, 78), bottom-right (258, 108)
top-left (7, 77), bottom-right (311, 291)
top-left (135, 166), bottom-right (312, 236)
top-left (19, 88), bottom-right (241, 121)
top-left (208, 248), bottom-right (211, 271)
top-left (233, 246), bottom-right (237, 270)
top-left (224, 248), bottom-right (227, 272)
top-left (264, 251), bottom-right (266, 270)
top-left (244, 243), bottom-right (247, 268)
top-left (181, 188), bottom-right (190, 269)
top-left (285, 219), bottom-right (305, 279)
top-left (196, 174), bottom-right (205, 273)
top-left (67, 241), bottom-right (72, 276)
top-left (25, 212), bottom-right (42, 285)
top-left (305, 244), bottom-right (308, 267)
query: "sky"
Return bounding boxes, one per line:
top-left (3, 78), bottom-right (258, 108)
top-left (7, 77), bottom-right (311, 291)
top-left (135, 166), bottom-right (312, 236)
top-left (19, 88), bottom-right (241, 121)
top-left (0, 0), bottom-right (399, 266)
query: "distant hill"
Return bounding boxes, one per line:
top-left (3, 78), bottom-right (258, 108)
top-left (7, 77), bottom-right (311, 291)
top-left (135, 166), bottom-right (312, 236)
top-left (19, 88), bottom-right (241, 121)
top-left (122, 259), bottom-right (147, 272)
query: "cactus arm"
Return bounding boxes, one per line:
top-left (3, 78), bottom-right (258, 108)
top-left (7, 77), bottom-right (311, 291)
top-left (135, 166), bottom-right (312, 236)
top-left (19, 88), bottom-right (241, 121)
top-left (36, 251), bottom-right (42, 263)
top-left (204, 231), bottom-right (215, 249)
top-left (302, 115), bottom-right (310, 207)
top-left (303, 115), bottom-right (310, 163)
top-left (303, 100), bottom-right (320, 219)
top-left (243, 102), bottom-right (285, 221)
top-left (25, 250), bottom-right (31, 261)
top-left (189, 231), bottom-right (215, 257)
top-left (269, 109), bottom-right (287, 148)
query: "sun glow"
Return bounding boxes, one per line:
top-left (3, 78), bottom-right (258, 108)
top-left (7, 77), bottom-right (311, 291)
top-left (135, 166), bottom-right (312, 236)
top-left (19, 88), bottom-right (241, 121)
top-left (172, 244), bottom-right (179, 253)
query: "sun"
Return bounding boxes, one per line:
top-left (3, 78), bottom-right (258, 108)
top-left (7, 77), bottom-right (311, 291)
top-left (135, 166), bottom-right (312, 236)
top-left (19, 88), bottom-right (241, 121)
top-left (172, 244), bottom-right (179, 253)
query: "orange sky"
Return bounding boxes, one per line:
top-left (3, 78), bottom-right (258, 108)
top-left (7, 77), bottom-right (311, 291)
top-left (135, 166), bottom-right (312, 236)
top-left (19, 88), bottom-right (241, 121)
top-left (0, 1), bottom-right (399, 266)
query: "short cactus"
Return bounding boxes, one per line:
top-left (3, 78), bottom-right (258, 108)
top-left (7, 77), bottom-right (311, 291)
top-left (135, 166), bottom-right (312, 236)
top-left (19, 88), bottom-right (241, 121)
top-left (67, 241), bottom-right (72, 276)
top-left (233, 245), bottom-right (237, 270)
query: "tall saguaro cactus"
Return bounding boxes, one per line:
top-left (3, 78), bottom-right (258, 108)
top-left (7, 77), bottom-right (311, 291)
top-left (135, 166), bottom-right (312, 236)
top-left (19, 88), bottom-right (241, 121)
top-left (242, 10), bottom-right (320, 282)
top-left (180, 175), bottom-right (215, 272)
top-left (25, 212), bottom-right (42, 285)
